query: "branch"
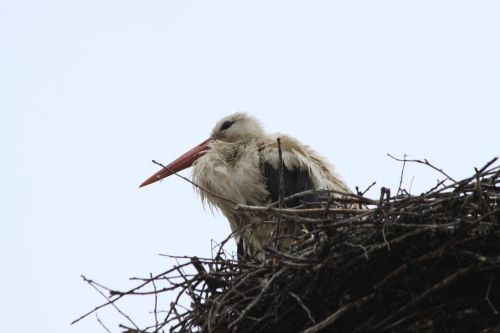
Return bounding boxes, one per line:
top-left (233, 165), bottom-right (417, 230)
top-left (152, 160), bottom-right (237, 206)
top-left (387, 153), bottom-right (457, 182)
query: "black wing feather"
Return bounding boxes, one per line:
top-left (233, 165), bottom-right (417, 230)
top-left (238, 163), bottom-right (320, 259)
top-left (236, 238), bottom-right (245, 260)
top-left (264, 163), bottom-right (320, 208)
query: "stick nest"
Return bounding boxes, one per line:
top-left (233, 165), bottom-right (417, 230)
top-left (79, 158), bottom-right (500, 333)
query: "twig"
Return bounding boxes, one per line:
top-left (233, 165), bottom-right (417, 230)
top-left (72, 262), bottom-right (194, 325)
top-left (485, 278), bottom-right (499, 315)
top-left (387, 153), bottom-right (457, 182)
top-left (235, 204), bottom-right (368, 215)
top-left (150, 273), bottom-right (159, 332)
top-left (301, 293), bottom-right (375, 333)
top-left (360, 181), bottom-right (377, 196)
top-left (274, 137), bottom-right (285, 248)
top-left (345, 242), bottom-right (369, 260)
top-left (290, 292), bottom-right (316, 324)
top-left (269, 189), bottom-right (379, 207)
top-left (96, 314), bottom-right (112, 333)
top-left (278, 137), bottom-right (285, 208)
top-left (397, 153), bottom-right (407, 195)
top-left (152, 160), bottom-right (237, 206)
top-left (80, 275), bottom-right (140, 330)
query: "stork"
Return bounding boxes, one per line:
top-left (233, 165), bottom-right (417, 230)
top-left (140, 113), bottom-right (353, 257)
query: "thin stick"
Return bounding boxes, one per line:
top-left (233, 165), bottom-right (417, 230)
top-left (152, 160), bottom-right (237, 205)
top-left (150, 273), bottom-right (159, 332)
top-left (270, 189), bottom-right (378, 207)
top-left (485, 278), bottom-right (499, 315)
top-left (397, 153), bottom-right (407, 195)
top-left (96, 314), bottom-right (112, 333)
top-left (274, 137), bottom-right (285, 248)
top-left (80, 275), bottom-right (140, 330)
top-left (301, 293), bottom-right (375, 333)
top-left (387, 153), bottom-right (457, 182)
top-left (235, 204), bottom-right (368, 215)
top-left (278, 138), bottom-right (285, 208)
top-left (290, 292), bottom-right (316, 324)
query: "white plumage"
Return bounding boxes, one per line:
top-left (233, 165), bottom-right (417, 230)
top-left (141, 112), bottom-right (353, 256)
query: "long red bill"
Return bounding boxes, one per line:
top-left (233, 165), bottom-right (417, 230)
top-left (139, 138), bottom-right (212, 188)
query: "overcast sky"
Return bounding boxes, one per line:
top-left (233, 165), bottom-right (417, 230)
top-left (1, 1), bottom-right (498, 332)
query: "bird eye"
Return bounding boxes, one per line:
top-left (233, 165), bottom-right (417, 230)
top-left (221, 121), bottom-right (234, 131)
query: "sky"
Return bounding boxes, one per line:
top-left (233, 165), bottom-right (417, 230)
top-left (1, 1), bottom-right (499, 332)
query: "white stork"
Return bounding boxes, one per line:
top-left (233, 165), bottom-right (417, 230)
top-left (140, 113), bottom-right (353, 257)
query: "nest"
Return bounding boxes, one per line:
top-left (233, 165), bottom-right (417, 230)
top-left (75, 157), bottom-right (500, 333)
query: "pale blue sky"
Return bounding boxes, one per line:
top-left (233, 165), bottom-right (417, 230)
top-left (1, 1), bottom-right (498, 332)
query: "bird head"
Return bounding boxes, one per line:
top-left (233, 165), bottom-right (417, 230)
top-left (139, 112), bottom-right (265, 187)
top-left (211, 112), bottom-right (265, 142)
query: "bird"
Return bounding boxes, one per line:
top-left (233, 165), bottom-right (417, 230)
top-left (140, 112), bottom-right (353, 258)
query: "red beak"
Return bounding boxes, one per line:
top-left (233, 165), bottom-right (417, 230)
top-left (139, 138), bottom-right (212, 188)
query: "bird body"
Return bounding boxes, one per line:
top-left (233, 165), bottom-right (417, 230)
top-left (141, 113), bottom-right (353, 257)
